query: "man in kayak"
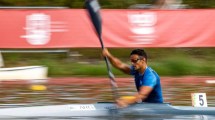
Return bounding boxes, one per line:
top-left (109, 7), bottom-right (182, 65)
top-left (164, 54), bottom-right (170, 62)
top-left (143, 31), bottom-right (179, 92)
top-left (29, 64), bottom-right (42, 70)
top-left (102, 48), bottom-right (163, 107)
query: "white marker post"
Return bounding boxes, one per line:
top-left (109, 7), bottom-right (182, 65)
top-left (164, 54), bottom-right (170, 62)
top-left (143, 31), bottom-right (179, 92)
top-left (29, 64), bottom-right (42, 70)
top-left (0, 51), bottom-right (4, 68)
top-left (191, 93), bottom-right (208, 107)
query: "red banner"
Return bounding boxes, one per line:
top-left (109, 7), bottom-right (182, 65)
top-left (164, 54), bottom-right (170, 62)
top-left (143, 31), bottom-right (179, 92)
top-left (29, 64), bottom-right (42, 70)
top-left (0, 9), bottom-right (215, 48)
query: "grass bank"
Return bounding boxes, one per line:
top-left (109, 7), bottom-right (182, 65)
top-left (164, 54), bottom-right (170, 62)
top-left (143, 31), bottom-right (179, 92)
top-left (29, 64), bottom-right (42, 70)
top-left (1, 48), bottom-right (215, 77)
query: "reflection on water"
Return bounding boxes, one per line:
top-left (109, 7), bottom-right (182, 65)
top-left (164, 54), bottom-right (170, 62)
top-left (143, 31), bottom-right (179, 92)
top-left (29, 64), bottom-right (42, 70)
top-left (0, 76), bottom-right (214, 119)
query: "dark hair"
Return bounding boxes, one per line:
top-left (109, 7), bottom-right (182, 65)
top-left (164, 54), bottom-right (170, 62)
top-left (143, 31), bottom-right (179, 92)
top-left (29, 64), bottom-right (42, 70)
top-left (130, 49), bottom-right (147, 61)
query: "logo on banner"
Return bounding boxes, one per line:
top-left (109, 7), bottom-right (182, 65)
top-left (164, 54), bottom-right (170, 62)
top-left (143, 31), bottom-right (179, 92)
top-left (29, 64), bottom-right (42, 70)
top-left (128, 12), bottom-right (157, 44)
top-left (21, 13), bottom-right (67, 45)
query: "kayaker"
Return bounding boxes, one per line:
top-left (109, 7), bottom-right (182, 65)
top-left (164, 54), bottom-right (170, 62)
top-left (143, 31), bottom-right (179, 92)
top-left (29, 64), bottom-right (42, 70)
top-left (102, 48), bottom-right (163, 108)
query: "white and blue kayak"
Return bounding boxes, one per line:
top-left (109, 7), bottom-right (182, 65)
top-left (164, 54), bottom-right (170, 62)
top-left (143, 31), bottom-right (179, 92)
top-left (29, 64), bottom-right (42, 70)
top-left (0, 102), bottom-right (214, 117)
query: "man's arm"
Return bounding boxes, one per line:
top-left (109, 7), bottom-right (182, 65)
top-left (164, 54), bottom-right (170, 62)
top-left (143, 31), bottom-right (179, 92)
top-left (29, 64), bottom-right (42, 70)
top-left (136, 86), bottom-right (153, 101)
top-left (102, 48), bottom-right (130, 74)
top-left (117, 86), bottom-right (153, 108)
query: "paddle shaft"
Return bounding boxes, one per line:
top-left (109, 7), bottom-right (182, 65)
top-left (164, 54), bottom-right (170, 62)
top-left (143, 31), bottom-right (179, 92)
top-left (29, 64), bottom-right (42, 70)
top-left (85, 0), bottom-right (119, 100)
top-left (99, 36), bottom-right (119, 100)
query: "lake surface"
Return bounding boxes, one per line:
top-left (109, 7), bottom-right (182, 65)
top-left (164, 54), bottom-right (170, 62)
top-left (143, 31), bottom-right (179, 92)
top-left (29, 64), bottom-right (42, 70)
top-left (0, 76), bottom-right (214, 119)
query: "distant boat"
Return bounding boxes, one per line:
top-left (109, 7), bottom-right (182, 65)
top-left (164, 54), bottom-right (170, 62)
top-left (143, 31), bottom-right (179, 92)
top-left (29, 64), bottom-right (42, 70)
top-left (0, 66), bottom-right (48, 80)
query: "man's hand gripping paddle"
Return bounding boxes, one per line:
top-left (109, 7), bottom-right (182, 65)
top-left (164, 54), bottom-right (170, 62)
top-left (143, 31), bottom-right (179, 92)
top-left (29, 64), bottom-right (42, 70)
top-left (85, 0), bottom-right (119, 101)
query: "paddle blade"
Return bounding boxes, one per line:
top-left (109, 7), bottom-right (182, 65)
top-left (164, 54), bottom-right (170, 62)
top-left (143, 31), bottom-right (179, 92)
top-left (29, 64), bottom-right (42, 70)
top-left (85, 0), bottom-right (102, 37)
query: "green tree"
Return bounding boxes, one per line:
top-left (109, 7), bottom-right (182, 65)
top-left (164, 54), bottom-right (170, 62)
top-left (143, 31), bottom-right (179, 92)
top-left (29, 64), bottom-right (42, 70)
top-left (0, 0), bottom-right (215, 8)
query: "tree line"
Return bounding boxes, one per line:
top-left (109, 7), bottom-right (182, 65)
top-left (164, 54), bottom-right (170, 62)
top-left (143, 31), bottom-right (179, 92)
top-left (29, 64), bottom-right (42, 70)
top-left (0, 0), bottom-right (214, 9)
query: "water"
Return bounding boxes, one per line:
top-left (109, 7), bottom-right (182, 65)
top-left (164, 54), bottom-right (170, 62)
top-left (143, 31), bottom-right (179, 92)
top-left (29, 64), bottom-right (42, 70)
top-left (0, 76), bottom-right (214, 119)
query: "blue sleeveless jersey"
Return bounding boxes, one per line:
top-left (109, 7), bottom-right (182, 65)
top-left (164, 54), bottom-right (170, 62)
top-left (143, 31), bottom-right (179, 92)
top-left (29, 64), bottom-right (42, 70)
top-left (130, 66), bottom-right (163, 103)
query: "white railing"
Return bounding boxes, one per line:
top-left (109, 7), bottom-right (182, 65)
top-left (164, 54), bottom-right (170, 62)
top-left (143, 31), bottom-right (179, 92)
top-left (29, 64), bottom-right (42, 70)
top-left (0, 66), bottom-right (48, 80)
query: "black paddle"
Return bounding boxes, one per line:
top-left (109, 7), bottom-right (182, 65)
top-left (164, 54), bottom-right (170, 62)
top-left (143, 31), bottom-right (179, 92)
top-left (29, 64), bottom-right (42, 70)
top-left (85, 0), bottom-right (119, 101)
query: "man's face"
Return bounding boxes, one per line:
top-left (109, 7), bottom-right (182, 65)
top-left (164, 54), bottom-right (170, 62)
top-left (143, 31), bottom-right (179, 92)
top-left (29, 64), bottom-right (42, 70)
top-left (130, 54), bottom-right (145, 70)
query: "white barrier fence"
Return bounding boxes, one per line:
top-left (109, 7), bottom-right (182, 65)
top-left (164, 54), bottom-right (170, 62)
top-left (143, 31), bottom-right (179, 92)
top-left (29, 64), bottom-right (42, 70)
top-left (0, 66), bottom-right (48, 80)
